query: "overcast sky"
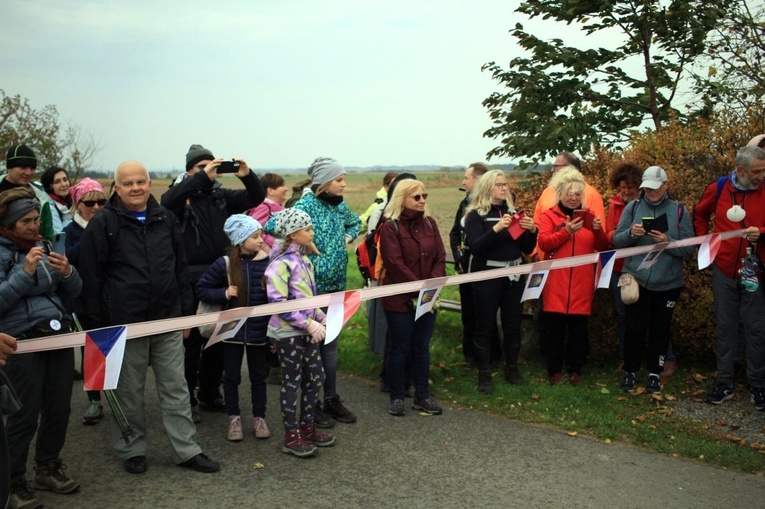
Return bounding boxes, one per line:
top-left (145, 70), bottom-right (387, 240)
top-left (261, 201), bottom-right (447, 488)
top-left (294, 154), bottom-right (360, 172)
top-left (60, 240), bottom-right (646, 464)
top-left (2, 1), bottom-right (548, 172)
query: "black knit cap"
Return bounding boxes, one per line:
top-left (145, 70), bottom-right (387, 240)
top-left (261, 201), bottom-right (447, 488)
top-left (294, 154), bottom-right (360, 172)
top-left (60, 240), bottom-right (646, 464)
top-left (185, 144), bottom-right (214, 170)
top-left (6, 143), bottom-right (37, 169)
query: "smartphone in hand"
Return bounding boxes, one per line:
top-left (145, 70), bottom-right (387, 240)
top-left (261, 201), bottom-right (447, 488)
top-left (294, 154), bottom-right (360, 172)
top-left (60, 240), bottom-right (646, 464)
top-left (573, 209), bottom-right (594, 229)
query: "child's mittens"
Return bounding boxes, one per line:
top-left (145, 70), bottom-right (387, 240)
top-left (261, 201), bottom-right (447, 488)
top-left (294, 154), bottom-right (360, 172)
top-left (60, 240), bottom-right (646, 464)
top-left (306, 320), bottom-right (326, 343)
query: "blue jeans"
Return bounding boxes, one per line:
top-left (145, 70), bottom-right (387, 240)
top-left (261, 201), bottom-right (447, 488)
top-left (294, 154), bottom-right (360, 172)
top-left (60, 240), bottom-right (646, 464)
top-left (384, 310), bottom-right (436, 401)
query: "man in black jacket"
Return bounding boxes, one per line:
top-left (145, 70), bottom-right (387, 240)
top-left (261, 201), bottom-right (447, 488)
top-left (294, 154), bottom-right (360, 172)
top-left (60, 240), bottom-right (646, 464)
top-left (448, 163), bottom-right (495, 365)
top-left (80, 160), bottom-right (219, 475)
top-left (161, 145), bottom-right (264, 421)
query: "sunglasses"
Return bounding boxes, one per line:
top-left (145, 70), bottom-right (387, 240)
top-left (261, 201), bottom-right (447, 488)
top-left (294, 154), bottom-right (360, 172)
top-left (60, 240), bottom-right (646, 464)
top-left (412, 193), bottom-right (429, 201)
top-left (81, 199), bottom-right (107, 207)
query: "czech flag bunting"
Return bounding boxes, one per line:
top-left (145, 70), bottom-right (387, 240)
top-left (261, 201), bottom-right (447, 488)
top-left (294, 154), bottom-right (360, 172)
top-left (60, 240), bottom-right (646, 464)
top-left (595, 251), bottom-right (616, 289)
top-left (84, 326), bottom-right (127, 391)
top-left (325, 290), bottom-right (362, 345)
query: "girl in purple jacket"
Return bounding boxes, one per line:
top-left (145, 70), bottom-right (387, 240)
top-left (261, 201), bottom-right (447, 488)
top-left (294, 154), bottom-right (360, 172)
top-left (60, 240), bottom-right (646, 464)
top-left (264, 209), bottom-right (334, 457)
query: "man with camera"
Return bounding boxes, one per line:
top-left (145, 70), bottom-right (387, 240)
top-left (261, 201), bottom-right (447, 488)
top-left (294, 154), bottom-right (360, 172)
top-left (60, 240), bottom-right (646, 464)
top-left (160, 145), bottom-right (264, 422)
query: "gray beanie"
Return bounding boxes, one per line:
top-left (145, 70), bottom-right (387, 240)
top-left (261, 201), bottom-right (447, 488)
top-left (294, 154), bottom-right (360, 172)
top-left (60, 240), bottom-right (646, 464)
top-left (272, 209), bottom-right (312, 239)
top-left (186, 144), bottom-right (215, 170)
top-left (307, 157), bottom-right (345, 186)
top-left (224, 214), bottom-right (262, 246)
top-left (0, 197), bottom-right (41, 227)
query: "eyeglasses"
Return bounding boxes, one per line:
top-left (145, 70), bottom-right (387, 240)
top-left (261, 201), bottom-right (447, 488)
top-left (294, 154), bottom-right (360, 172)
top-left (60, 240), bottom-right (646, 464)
top-left (81, 199), bottom-right (107, 207)
top-left (412, 193), bottom-right (428, 202)
top-left (495, 182), bottom-right (508, 188)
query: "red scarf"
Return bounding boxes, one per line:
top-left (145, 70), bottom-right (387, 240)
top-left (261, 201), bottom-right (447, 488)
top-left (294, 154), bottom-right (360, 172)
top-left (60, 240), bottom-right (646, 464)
top-left (0, 226), bottom-right (39, 252)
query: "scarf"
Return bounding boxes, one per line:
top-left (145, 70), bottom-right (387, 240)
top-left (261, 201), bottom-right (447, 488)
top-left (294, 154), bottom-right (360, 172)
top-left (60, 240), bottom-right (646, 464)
top-left (0, 226), bottom-right (39, 252)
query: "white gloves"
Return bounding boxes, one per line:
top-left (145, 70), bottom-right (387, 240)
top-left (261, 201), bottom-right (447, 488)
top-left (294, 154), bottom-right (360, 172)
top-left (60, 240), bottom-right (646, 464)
top-left (306, 320), bottom-right (326, 342)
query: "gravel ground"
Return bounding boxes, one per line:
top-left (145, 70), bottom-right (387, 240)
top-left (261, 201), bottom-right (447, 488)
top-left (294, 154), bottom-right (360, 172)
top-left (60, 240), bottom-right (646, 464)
top-left (668, 372), bottom-right (765, 449)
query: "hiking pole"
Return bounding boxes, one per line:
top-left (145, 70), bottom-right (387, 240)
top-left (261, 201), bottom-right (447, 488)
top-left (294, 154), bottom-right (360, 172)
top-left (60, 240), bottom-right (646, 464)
top-left (72, 314), bottom-right (134, 444)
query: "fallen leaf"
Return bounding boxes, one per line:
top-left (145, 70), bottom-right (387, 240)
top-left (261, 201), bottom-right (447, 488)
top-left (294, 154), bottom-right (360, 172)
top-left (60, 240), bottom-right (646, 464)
top-left (604, 438), bottom-right (611, 444)
top-left (601, 387), bottom-right (610, 394)
top-left (664, 394), bottom-right (676, 401)
top-left (632, 387), bottom-right (646, 396)
top-left (443, 377), bottom-right (455, 383)
top-left (531, 393), bottom-right (541, 400)
top-left (723, 434), bottom-right (743, 442)
top-left (730, 425), bottom-right (740, 431)
top-left (651, 394), bottom-right (663, 402)
top-left (567, 431), bottom-right (578, 437)
top-left (251, 462), bottom-right (265, 470)
top-left (716, 419), bottom-right (727, 426)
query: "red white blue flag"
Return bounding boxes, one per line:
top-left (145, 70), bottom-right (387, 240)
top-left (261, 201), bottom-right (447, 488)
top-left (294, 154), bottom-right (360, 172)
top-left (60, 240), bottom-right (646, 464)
top-left (84, 326), bottom-right (127, 391)
top-left (595, 251), bottom-right (616, 289)
top-left (325, 290), bottom-right (362, 344)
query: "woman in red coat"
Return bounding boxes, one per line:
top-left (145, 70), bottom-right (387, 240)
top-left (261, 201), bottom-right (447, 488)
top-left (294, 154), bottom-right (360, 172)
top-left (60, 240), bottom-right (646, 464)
top-left (538, 167), bottom-right (609, 385)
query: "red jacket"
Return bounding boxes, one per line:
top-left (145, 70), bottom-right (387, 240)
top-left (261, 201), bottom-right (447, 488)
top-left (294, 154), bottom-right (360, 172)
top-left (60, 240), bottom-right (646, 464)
top-left (538, 205), bottom-right (609, 315)
top-left (379, 208), bottom-right (446, 312)
top-left (693, 176), bottom-right (765, 279)
top-left (605, 193), bottom-right (628, 272)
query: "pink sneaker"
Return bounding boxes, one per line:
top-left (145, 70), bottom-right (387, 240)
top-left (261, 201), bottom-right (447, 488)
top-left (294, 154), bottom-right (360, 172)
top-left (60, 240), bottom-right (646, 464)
top-left (253, 417), bottom-right (271, 439)
top-left (227, 416), bottom-right (243, 442)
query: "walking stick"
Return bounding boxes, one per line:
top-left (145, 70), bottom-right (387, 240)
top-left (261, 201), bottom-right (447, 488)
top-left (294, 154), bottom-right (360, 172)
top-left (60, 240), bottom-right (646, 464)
top-left (73, 314), bottom-right (134, 444)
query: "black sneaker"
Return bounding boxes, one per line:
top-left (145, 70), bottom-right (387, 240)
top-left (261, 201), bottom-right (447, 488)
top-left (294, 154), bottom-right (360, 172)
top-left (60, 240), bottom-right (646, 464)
top-left (750, 386), bottom-right (765, 410)
top-left (314, 402), bottom-right (336, 429)
top-left (323, 395), bottom-right (357, 424)
top-left (620, 372), bottom-right (636, 392)
top-left (178, 453), bottom-right (220, 473)
top-left (388, 399), bottom-right (406, 416)
top-left (645, 374), bottom-right (662, 394)
top-left (705, 382), bottom-right (735, 404)
top-left (412, 397), bottom-right (443, 415)
top-left (124, 455), bottom-right (147, 474)
top-left (198, 395), bottom-right (226, 412)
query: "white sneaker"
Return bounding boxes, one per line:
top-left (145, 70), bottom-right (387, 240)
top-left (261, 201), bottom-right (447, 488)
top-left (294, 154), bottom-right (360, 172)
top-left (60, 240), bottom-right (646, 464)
top-left (253, 416), bottom-right (271, 439)
top-left (227, 416), bottom-right (243, 442)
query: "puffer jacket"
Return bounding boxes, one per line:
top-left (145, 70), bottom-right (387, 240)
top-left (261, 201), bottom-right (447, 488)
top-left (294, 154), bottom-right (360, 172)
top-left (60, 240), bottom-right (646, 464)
top-left (79, 194), bottom-right (194, 328)
top-left (266, 192), bottom-right (361, 293)
top-left (612, 193), bottom-right (695, 291)
top-left (0, 236), bottom-right (82, 337)
top-left (264, 241), bottom-right (326, 339)
top-left (538, 204), bottom-right (609, 315)
top-left (196, 251), bottom-right (270, 345)
top-left (379, 208), bottom-right (446, 312)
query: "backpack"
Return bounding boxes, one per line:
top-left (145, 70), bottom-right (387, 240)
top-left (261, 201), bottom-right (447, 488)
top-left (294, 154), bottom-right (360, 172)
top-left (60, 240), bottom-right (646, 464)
top-left (355, 218), bottom-right (397, 282)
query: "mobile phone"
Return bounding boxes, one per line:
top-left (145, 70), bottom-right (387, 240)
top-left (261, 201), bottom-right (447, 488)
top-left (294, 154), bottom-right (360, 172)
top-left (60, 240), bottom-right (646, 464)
top-left (52, 232), bottom-right (66, 255)
top-left (573, 209), bottom-right (594, 229)
top-left (217, 160), bottom-right (240, 174)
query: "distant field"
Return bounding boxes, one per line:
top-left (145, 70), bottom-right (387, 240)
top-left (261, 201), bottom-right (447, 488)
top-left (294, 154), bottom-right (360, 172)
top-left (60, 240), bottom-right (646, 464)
top-left (146, 172), bottom-right (476, 251)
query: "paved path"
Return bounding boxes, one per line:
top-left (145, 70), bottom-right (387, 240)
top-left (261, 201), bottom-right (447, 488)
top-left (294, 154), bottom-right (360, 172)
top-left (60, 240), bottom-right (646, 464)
top-left (29, 372), bottom-right (765, 509)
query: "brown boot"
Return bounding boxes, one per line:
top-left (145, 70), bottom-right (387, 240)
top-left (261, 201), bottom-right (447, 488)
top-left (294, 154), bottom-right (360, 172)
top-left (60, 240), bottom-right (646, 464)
top-left (300, 422), bottom-right (336, 447)
top-left (478, 370), bottom-right (493, 394)
top-left (281, 429), bottom-right (317, 457)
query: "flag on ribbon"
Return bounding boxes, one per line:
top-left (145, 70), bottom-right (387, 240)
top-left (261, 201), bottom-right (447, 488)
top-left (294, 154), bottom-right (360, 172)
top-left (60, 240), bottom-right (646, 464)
top-left (204, 318), bottom-right (247, 349)
top-left (521, 265), bottom-right (550, 302)
top-left (698, 234), bottom-right (722, 270)
top-left (414, 277), bottom-right (448, 321)
top-left (595, 251), bottom-right (616, 289)
top-left (325, 290), bottom-right (362, 344)
top-left (637, 247), bottom-right (665, 271)
top-left (84, 326), bottom-right (127, 391)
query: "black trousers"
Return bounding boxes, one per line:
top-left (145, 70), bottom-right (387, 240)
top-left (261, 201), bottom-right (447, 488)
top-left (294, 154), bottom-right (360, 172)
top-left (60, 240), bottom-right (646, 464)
top-left (471, 276), bottom-right (524, 371)
top-left (624, 285), bottom-right (682, 375)
top-left (543, 313), bottom-right (589, 376)
top-left (460, 282), bottom-right (502, 362)
top-left (184, 326), bottom-right (224, 406)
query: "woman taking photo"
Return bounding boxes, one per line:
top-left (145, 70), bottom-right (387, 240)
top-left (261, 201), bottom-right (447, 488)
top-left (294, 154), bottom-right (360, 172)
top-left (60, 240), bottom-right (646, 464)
top-left (612, 166), bottom-right (694, 394)
top-left (538, 167), bottom-right (609, 385)
top-left (64, 177), bottom-right (108, 425)
top-left (0, 187), bottom-right (82, 508)
top-left (379, 179), bottom-right (446, 416)
top-left (464, 170), bottom-right (537, 394)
